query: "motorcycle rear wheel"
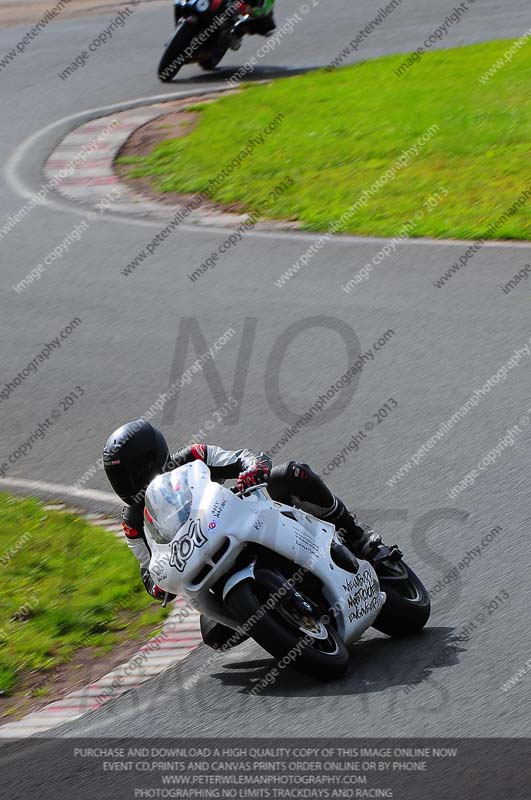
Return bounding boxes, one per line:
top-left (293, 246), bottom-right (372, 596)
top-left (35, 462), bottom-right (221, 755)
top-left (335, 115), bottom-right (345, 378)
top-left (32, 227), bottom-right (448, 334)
top-left (198, 45), bottom-right (229, 70)
top-left (372, 559), bottom-right (430, 636)
top-left (226, 572), bottom-right (349, 680)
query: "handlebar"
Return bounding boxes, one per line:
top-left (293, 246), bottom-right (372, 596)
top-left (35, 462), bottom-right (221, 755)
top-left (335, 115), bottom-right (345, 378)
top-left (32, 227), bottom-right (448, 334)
top-left (230, 482), bottom-right (269, 498)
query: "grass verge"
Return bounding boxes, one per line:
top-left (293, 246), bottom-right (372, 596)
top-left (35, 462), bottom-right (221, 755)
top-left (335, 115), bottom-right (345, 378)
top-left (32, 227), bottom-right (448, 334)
top-left (0, 494), bottom-right (166, 702)
top-left (120, 40), bottom-right (531, 240)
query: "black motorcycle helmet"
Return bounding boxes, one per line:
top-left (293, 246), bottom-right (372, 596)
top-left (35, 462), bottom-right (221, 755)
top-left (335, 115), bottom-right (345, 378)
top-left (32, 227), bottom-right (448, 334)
top-left (103, 420), bottom-right (170, 504)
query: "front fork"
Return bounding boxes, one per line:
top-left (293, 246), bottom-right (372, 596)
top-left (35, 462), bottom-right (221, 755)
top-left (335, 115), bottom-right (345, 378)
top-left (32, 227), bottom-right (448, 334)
top-left (173, 0), bottom-right (244, 25)
top-left (174, 1), bottom-right (195, 25)
top-left (174, 1), bottom-right (183, 24)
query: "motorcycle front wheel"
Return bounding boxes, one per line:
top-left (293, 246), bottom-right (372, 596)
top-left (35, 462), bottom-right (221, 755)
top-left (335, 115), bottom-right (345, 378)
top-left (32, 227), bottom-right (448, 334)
top-left (372, 560), bottom-right (430, 636)
top-left (226, 570), bottom-right (349, 680)
top-left (158, 20), bottom-right (200, 82)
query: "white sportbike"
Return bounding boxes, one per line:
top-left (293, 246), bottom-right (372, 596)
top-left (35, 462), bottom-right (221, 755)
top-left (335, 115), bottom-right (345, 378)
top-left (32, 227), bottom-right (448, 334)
top-left (143, 460), bottom-right (430, 679)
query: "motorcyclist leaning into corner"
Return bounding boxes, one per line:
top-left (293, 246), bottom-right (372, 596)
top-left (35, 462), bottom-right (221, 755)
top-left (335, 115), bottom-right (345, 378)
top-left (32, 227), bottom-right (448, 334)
top-left (175, 0), bottom-right (276, 36)
top-left (103, 420), bottom-right (382, 649)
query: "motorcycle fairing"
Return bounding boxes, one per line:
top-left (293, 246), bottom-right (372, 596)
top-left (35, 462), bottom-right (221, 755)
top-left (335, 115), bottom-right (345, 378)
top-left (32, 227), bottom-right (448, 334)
top-left (145, 461), bottom-right (385, 643)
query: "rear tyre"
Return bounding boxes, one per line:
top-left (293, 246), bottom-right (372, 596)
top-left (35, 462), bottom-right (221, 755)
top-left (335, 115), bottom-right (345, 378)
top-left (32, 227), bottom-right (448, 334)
top-left (158, 21), bottom-right (199, 82)
top-left (226, 573), bottom-right (349, 680)
top-left (372, 560), bottom-right (430, 636)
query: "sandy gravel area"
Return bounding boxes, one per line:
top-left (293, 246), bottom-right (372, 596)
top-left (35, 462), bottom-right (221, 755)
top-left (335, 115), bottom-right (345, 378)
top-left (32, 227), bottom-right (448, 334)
top-left (0, 0), bottom-right (164, 28)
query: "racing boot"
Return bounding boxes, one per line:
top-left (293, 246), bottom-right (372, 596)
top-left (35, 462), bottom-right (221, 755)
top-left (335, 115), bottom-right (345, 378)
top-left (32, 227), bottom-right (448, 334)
top-left (200, 615), bottom-right (248, 651)
top-left (324, 499), bottom-right (382, 562)
top-left (247, 12), bottom-right (276, 36)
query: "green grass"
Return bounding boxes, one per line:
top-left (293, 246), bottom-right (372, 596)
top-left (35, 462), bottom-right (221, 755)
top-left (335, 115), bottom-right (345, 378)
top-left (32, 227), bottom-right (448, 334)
top-left (122, 40), bottom-right (531, 240)
top-left (0, 494), bottom-right (166, 698)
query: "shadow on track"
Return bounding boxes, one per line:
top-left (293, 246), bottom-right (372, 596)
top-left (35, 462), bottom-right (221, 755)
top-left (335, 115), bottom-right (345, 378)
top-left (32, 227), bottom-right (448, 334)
top-left (166, 64), bottom-right (319, 85)
top-left (211, 627), bottom-right (465, 698)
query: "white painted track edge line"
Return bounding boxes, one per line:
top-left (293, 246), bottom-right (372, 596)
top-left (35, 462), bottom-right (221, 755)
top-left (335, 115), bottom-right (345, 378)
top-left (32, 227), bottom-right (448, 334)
top-left (4, 88), bottom-right (531, 249)
top-left (0, 477), bottom-right (117, 503)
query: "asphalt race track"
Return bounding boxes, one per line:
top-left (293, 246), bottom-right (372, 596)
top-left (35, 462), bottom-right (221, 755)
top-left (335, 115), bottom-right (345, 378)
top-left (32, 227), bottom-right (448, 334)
top-left (0, 0), bottom-right (530, 742)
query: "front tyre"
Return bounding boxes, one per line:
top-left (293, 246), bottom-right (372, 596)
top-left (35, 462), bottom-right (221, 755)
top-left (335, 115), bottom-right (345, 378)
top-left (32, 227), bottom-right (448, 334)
top-left (226, 573), bottom-right (349, 680)
top-left (158, 20), bottom-right (199, 82)
top-left (372, 560), bottom-right (430, 636)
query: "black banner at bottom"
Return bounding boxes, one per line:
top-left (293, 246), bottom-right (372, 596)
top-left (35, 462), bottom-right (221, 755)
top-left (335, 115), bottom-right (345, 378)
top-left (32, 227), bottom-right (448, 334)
top-left (0, 738), bottom-right (529, 800)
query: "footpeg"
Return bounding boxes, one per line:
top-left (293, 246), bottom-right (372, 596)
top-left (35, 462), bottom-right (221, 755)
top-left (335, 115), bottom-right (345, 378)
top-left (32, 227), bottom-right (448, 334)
top-left (373, 542), bottom-right (403, 567)
top-left (387, 543), bottom-right (403, 562)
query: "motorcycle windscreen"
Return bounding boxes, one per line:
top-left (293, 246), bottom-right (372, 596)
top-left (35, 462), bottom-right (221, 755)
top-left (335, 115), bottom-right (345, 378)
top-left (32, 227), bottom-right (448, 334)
top-left (144, 471), bottom-right (193, 544)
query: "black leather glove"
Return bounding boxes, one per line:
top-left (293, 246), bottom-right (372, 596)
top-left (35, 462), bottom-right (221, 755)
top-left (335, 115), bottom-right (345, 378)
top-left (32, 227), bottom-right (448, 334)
top-left (141, 568), bottom-right (176, 603)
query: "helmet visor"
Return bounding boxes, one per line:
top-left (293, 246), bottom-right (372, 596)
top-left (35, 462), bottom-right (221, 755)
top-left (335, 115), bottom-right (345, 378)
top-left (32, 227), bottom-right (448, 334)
top-left (105, 453), bottom-right (159, 503)
top-left (104, 463), bottom-right (139, 502)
